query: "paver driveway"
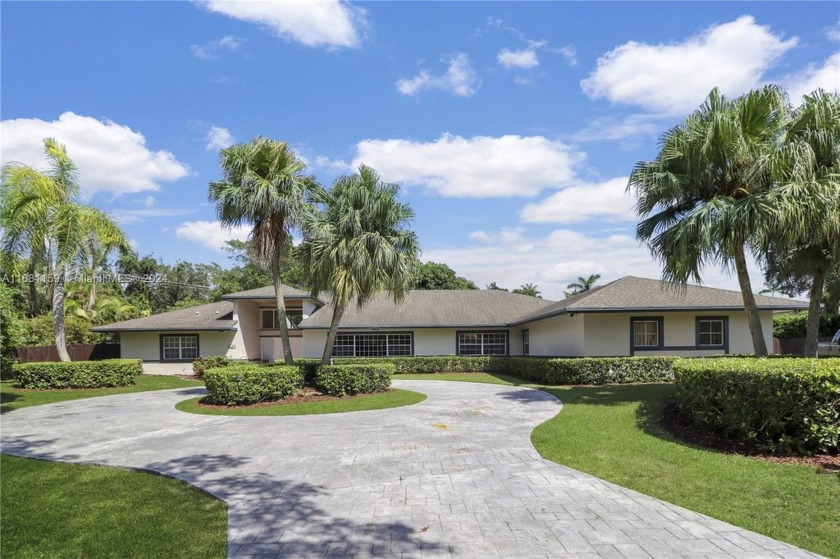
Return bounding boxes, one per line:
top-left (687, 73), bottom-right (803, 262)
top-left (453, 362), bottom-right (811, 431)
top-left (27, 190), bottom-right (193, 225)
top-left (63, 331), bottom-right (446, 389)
top-left (0, 380), bottom-right (822, 559)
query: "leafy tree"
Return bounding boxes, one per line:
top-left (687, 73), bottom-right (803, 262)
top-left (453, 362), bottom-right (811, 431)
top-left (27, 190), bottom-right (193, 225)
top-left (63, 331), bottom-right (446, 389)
top-left (485, 282), bottom-right (509, 291)
top-left (512, 283), bottom-right (541, 298)
top-left (565, 274), bottom-right (601, 297)
top-left (414, 261), bottom-right (477, 290)
top-left (629, 87), bottom-right (791, 356)
top-left (1, 139), bottom-right (127, 361)
top-left (0, 281), bottom-right (25, 375)
top-left (209, 137), bottom-right (316, 365)
top-left (299, 166), bottom-right (420, 364)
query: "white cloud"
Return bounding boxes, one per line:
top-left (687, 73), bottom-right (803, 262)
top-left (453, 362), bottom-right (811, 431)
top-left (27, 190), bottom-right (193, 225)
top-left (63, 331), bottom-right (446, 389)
top-left (423, 227), bottom-right (765, 300)
top-left (175, 220), bottom-right (251, 252)
top-left (573, 113), bottom-right (671, 142)
top-left (0, 112), bottom-right (189, 197)
top-left (558, 45), bottom-right (577, 66)
top-left (112, 208), bottom-right (195, 225)
top-left (581, 16), bottom-right (798, 114)
top-left (784, 53), bottom-right (840, 102)
top-left (205, 126), bottom-right (236, 150)
top-left (351, 134), bottom-right (584, 198)
top-left (190, 35), bottom-right (243, 59)
top-left (143, 196), bottom-right (156, 207)
top-left (196, 0), bottom-right (366, 49)
top-left (396, 53), bottom-right (480, 97)
top-left (498, 48), bottom-right (539, 70)
top-left (468, 231), bottom-right (491, 242)
top-left (520, 177), bottom-right (635, 224)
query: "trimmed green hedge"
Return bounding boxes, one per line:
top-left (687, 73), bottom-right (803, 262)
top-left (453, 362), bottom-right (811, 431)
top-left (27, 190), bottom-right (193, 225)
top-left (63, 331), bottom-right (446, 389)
top-left (314, 364), bottom-right (394, 397)
top-left (331, 356), bottom-right (676, 385)
top-left (773, 312), bottom-right (840, 339)
top-left (674, 358), bottom-right (840, 454)
top-left (192, 356), bottom-right (232, 378)
top-left (203, 365), bottom-right (304, 406)
top-left (12, 359), bottom-right (142, 389)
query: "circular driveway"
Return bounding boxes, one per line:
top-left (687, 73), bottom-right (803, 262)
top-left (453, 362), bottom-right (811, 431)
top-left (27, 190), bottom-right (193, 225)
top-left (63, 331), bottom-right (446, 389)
top-left (0, 380), bottom-right (819, 558)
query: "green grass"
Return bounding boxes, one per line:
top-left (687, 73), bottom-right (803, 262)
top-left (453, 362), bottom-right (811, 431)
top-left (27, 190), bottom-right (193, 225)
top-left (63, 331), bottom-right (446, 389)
top-left (398, 373), bottom-right (840, 558)
top-left (176, 388), bottom-right (426, 416)
top-left (1, 375), bottom-right (204, 413)
top-left (0, 454), bottom-right (226, 559)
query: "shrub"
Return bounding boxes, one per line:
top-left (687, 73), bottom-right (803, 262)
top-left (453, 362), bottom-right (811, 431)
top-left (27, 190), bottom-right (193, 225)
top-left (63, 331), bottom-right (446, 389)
top-left (203, 365), bottom-right (304, 406)
top-left (314, 364), bottom-right (394, 397)
top-left (674, 358), bottom-right (840, 454)
top-left (773, 312), bottom-right (840, 339)
top-left (12, 359), bottom-right (142, 389)
top-left (192, 356), bottom-right (232, 378)
top-left (291, 358), bottom-right (323, 383)
top-left (332, 356), bottom-right (676, 385)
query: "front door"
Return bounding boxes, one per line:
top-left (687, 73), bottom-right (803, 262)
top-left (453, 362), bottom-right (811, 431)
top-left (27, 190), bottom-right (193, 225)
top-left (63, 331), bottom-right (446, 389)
top-left (260, 337), bottom-right (275, 363)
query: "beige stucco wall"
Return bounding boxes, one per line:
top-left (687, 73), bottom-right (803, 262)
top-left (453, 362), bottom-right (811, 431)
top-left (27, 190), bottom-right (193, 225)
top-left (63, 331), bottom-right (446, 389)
top-left (581, 311), bottom-right (774, 356)
top-left (120, 331), bottom-right (236, 361)
top-left (523, 315), bottom-right (585, 357)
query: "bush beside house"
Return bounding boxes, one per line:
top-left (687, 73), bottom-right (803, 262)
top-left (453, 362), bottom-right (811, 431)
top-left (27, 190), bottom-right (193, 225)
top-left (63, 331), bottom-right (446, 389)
top-left (203, 365), bottom-right (304, 405)
top-left (314, 364), bottom-right (394, 396)
top-left (13, 359), bottom-right (142, 389)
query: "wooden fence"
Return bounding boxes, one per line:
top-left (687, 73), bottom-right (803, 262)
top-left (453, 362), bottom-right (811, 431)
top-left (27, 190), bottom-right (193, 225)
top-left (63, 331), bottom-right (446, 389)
top-left (773, 337), bottom-right (832, 356)
top-left (12, 343), bottom-right (121, 363)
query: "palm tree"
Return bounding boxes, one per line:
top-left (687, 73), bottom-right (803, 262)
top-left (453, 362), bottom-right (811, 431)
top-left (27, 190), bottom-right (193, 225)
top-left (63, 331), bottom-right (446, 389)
top-left (209, 137), bottom-right (317, 365)
top-left (512, 283), bottom-right (541, 298)
top-left (1, 138), bottom-right (127, 361)
top-left (629, 86), bottom-right (790, 356)
top-left (299, 166), bottom-right (420, 364)
top-left (763, 90), bottom-right (840, 355)
top-left (566, 274), bottom-right (601, 296)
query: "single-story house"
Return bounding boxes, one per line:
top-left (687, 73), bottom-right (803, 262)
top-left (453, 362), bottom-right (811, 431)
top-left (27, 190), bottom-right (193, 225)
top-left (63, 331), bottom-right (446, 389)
top-left (92, 276), bottom-right (807, 370)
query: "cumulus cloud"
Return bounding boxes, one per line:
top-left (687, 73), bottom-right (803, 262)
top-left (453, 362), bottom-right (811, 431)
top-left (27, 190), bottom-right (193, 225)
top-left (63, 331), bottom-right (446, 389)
top-left (191, 35), bottom-right (243, 59)
top-left (396, 53), bottom-right (480, 97)
top-left (112, 208), bottom-right (195, 225)
top-left (196, 0), bottom-right (367, 49)
top-left (557, 45), bottom-right (577, 66)
top-left (784, 53), bottom-right (840, 102)
top-left (175, 220), bottom-right (251, 252)
top-left (350, 134), bottom-right (584, 198)
top-left (422, 227), bottom-right (764, 300)
top-left (0, 112), bottom-right (189, 197)
top-left (205, 125), bottom-right (236, 150)
top-left (520, 177), bottom-right (635, 223)
top-left (581, 16), bottom-right (798, 114)
top-left (498, 48), bottom-right (539, 70)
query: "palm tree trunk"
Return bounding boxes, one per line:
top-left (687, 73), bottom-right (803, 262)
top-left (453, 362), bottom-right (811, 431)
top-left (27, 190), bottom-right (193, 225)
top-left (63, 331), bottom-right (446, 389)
top-left (804, 267), bottom-right (826, 357)
top-left (733, 243), bottom-right (768, 356)
top-left (321, 303), bottom-right (346, 364)
top-left (271, 261), bottom-right (294, 365)
top-left (27, 257), bottom-right (39, 318)
top-left (53, 264), bottom-right (71, 362)
top-left (86, 264), bottom-right (97, 311)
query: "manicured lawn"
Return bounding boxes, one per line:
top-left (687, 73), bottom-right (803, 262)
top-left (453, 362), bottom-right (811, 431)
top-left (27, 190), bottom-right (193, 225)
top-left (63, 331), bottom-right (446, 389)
top-left (176, 388), bottom-right (426, 416)
top-left (0, 454), bottom-right (226, 559)
top-left (0, 375), bottom-right (204, 413)
top-left (399, 373), bottom-right (840, 558)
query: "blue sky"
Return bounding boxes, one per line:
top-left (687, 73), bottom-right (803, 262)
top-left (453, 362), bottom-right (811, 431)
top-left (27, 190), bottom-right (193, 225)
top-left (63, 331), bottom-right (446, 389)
top-left (2, 1), bottom-right (838, 300)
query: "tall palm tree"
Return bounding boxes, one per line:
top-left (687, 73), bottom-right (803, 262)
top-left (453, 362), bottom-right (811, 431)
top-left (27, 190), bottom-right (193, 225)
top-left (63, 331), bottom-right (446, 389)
top-left (209, 137), bottom-right (316, 365)
top-left (299, 166), bottom-right (420, 364)
top-left (513, 283), bottom-right (541, 298)
top-left (566, 274), bottom-right (601, 296)
top-left (763, 90), bottom-right (840, 355)
top-left (1, 138), bottom-right (127, 361)
top-left (629, 86), bottom-right (790, 356)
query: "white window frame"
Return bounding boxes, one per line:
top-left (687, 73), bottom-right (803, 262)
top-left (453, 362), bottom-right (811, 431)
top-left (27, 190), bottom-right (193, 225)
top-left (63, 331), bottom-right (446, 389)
top-left (330, 332), bottom-right (414, 357)
top-left (632, 319), bottom-right (662, 348)
top-left (697, 318), bottom-right (726, 347)
top-left (457, 331), bottom-right (508, 356)
top-left (161, 335), bottom-right (198, 361)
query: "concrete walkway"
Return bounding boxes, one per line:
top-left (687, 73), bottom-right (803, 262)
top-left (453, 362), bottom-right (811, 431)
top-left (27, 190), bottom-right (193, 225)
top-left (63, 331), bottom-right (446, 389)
top-left (0, 380), bottom-right (821, 559)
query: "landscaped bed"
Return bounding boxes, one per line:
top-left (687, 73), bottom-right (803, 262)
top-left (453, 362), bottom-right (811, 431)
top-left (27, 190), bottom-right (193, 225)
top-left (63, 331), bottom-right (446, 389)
top-left (176, 387), bottom-right (426, 416)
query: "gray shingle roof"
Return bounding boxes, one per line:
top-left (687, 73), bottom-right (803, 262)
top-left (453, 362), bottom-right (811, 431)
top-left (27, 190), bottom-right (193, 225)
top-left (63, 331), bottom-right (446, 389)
top-left (298, 290), bottom-right (555, 329)
top-left (515, 276), bottom-right (809, 324)
top-left (91, 301), bottom-right (237, 332)
top-left (222, 284), bottom-right (313, 299)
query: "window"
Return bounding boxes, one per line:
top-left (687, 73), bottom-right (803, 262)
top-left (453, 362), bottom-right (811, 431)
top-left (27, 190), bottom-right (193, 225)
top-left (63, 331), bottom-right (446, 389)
top-left (457, 332), bottom-right (507, 356)
top-left (161, 335), bottom-right (198, 361)
top-left (632, 319), bottom-right (661, 348)
top-left (697, 318), bottom-right (726, 347)
top-left (261, 308), bottom-right (304, 329)
top-left (330, 332), bottom-right (414, 357)
top-left (523, 330), bottom-right (530, 356)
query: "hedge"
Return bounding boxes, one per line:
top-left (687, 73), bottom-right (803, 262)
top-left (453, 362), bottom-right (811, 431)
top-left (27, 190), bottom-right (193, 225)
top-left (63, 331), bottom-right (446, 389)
top-left (773, 312), bottom-right (840, 339)
top-left (192, 356), bottom-right (232, 378)
top-left (674, 358), bottom-right (840, 454)
top-left (330, 356), bottom-right (676, 385)
top-left (314, 364), bottom-right (394, 397)
top-left (203, 365), bottom-right (304, 406)
top-left (12, 359), bottom-right (142, 389)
